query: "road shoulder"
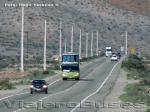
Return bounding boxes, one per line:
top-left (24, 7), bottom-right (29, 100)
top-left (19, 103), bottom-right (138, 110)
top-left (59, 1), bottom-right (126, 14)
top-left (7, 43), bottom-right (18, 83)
top-left (101, 69), bottom-right (146, 112)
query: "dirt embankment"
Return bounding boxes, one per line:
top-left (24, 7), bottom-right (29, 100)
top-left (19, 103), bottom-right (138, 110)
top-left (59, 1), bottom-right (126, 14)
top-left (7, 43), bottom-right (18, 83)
top-left (111, 0), bottom-right (150, 15)
top-left (0, 71), bottom-right (28, 79)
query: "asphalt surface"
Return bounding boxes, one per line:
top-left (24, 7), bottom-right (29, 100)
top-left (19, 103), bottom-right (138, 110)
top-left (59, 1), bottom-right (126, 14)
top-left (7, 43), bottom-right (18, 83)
top-left (0, 57), bottom-right (119, 112)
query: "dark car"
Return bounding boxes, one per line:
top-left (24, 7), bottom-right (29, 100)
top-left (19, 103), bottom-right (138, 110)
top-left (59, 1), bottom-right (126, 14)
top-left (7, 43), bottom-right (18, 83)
top-left (30, 80), bottom-right (48, 94)
top-left (117, 53), bottom-right (121, 59)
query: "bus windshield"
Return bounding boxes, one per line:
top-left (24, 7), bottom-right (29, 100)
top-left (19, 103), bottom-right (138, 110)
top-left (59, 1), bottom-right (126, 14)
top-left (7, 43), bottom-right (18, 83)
top-left (62, 55), bottom-right (79, 62)
top-left (62, 66), bottom-right (79, 71)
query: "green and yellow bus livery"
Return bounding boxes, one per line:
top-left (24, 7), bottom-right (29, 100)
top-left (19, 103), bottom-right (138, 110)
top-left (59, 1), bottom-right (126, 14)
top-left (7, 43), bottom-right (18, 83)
top-left (61, 52), bottom-right (80, 80)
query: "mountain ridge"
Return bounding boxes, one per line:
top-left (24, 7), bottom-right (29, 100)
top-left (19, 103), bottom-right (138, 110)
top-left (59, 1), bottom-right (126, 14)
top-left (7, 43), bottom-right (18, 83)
top-left (0, 0), bottom-right (149, 65)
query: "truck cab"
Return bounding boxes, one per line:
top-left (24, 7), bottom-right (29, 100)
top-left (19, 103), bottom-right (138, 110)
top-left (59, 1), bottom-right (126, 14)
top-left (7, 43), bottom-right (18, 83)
top-left (105, 47), bottom-right (112, 57)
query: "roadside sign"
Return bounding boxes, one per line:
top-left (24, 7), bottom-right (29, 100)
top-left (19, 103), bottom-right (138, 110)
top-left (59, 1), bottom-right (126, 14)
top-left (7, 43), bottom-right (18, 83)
top-left (130, 48), bottom-right (136, 54)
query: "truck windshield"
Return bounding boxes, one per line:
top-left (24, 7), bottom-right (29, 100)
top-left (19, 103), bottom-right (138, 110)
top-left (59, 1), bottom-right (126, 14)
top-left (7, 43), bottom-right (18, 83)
top-left (106, 49), bottom-right (112, 52)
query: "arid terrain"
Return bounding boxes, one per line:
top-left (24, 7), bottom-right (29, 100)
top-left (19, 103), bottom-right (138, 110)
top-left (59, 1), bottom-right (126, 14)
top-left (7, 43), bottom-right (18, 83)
top-left (0, 0), bottom-right (150, 66)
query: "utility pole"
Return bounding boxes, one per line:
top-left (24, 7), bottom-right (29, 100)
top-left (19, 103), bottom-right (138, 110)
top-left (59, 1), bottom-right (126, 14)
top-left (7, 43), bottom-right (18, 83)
top-left (91, 32), bottom-right (93, 57)
top-left (79, 29), bottom-right (82, 59)
top-left (86, 33), bottom-right (88, 58)
top-left (21, 6), bottom-right (24, 72)
top-left (71, 25), bottom-right (74, 52)
top-left (125, 31), bottom-right (128, 55)
top-left (96, 31), bottom-right (99, 56)
top-left (26, 32), bottom-right (29, 59)
top-left (59, 21), bottom-right (62, 60)
top-left (43, 20), bottom-right (47, 71)
top-left (65, 37), bottom-right (67, 53)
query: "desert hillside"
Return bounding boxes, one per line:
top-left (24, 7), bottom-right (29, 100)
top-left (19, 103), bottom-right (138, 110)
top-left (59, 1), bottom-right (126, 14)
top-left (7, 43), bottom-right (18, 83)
top-left (0, 0), bottom-right (149, 66)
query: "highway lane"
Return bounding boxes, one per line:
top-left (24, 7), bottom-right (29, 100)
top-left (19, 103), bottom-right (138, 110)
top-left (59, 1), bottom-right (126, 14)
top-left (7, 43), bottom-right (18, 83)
top-left (73, 60), bottom-right (122, 112)
top-left (0, 57), bottom-right (107, 112)
top-left (36, 60), bottom-right (117, 112)
top-left (14, 58), bottom-right (118, 112)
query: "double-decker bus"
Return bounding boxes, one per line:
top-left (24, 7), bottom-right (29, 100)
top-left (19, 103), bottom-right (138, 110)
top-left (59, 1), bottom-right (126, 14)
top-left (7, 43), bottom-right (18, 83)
top-left (61, 52), bottom-right (80, 80)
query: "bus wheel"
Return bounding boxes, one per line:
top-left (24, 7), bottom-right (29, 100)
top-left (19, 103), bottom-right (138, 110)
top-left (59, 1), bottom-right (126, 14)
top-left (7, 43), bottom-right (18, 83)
top-left (63, 78), bottom-right (67, 80)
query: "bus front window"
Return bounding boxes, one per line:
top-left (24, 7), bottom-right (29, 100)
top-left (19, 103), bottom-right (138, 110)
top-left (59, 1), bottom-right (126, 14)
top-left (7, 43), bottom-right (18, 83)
top-left (62, 66), bottom-right (79, 71)
top-left (62, 55), bottom-right (79, 62)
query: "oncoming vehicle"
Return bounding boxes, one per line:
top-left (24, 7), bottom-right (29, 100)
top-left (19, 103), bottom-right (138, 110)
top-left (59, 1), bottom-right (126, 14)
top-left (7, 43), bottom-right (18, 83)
top-left (30, 80), bottom-right (48, 94)
top-left (105, 47), bottom-right (112, 57)
top-left (111, 54), bottom-right (118, 61)
top-left (117, 52), bottom-right (121, 59)
top-left (61, 52), bottom-right (80, 80)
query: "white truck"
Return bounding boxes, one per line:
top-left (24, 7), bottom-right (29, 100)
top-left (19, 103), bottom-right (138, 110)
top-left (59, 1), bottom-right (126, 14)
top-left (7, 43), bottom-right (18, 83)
top-left (105, 47), bottom-right (112, 57)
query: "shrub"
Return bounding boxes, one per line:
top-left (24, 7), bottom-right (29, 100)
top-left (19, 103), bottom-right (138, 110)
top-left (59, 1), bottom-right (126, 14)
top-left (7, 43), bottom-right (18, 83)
top-left (143, 78), bottom-right (150, 85)
top-left (43, 70), bottom-right (49, 74)
top-left (0, 78), bottom-right (15, 90)
top-left (147, 105), bottom-right (150, 112)
top-left (122, 54), bottom-right (144, 70)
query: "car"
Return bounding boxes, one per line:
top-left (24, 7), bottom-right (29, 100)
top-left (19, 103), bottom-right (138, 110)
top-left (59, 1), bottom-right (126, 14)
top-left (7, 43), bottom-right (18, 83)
top-left (117, 53), bottom-right (121, 59)
top-left (30, 80), bottom-right (48, 94)
top-left (111, 54), bottom-right (118, 61)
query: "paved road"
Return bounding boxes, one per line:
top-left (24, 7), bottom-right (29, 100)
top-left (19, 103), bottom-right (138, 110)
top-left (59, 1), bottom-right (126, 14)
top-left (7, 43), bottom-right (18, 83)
top-left (0, 57), bottom-right (119, 112)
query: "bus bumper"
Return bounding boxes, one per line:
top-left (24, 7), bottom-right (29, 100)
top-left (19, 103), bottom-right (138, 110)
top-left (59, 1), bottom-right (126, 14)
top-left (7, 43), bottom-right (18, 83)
top-left (62, 72), bottom-right (80, 79)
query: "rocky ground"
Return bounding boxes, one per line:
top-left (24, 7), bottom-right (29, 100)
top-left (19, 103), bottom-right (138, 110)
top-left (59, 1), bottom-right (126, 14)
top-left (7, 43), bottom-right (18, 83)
top-left (0, 0), bottom-right (149, 61)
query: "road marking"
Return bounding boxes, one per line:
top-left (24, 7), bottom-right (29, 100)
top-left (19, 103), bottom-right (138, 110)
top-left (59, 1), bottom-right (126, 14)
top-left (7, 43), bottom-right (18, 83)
top-left (0, 92), bottom-right (28, 101)
top-left (0, 78), bottom-right (61, 101)
top-left (13, 86), bottom-right (72, 112)
top-left (47, 78), bottom-right (61, 86)
top-left (0, 57), bottom-right (104, 102)
top-left (70, 59), bottom-right (121, 112)
top-left (13, 58), bottom-right (106, 112)
top-left (0, 57), bottom-right (103, 102)
top-left (0, 57), bottom-right (104, 112)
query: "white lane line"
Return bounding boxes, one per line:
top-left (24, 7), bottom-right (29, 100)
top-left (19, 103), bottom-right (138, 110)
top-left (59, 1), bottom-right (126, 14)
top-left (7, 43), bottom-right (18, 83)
top-left (70, 60), bottom-right (121, 112)
top-left (0, 92), bottom-right (28, 101)
top-left (13, 58), bottom-right (106, 112)
top-left (13, 79), bottom-right (62, 112)
top-left (47, 78), bottom-right (61, 86)
top-left (0, 58), bottom-right (101, 102)
top-left (13, 86), bottom-right (71, 112)
top-left (0, 57), bottom-right (103, 102)
top-left (0, 78), bottom-right (61, 101)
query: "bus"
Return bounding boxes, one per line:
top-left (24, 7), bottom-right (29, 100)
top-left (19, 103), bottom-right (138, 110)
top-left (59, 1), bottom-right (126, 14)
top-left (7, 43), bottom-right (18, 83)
top-left (61, 52), bottom-right (80, 80)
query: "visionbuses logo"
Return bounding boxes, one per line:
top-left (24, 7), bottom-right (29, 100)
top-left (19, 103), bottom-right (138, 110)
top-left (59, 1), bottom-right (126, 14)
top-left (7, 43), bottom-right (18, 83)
top-left (2, 100), bottom-right (146, 110)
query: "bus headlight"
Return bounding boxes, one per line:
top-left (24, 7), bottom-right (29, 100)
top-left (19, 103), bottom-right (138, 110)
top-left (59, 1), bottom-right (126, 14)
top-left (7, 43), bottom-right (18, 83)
top-left (76, 73), bottom-right (79, 75)
top-left (30, 85), bottom-right (33, 88)
top-left (43, 85), bottom-right (47, 88)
